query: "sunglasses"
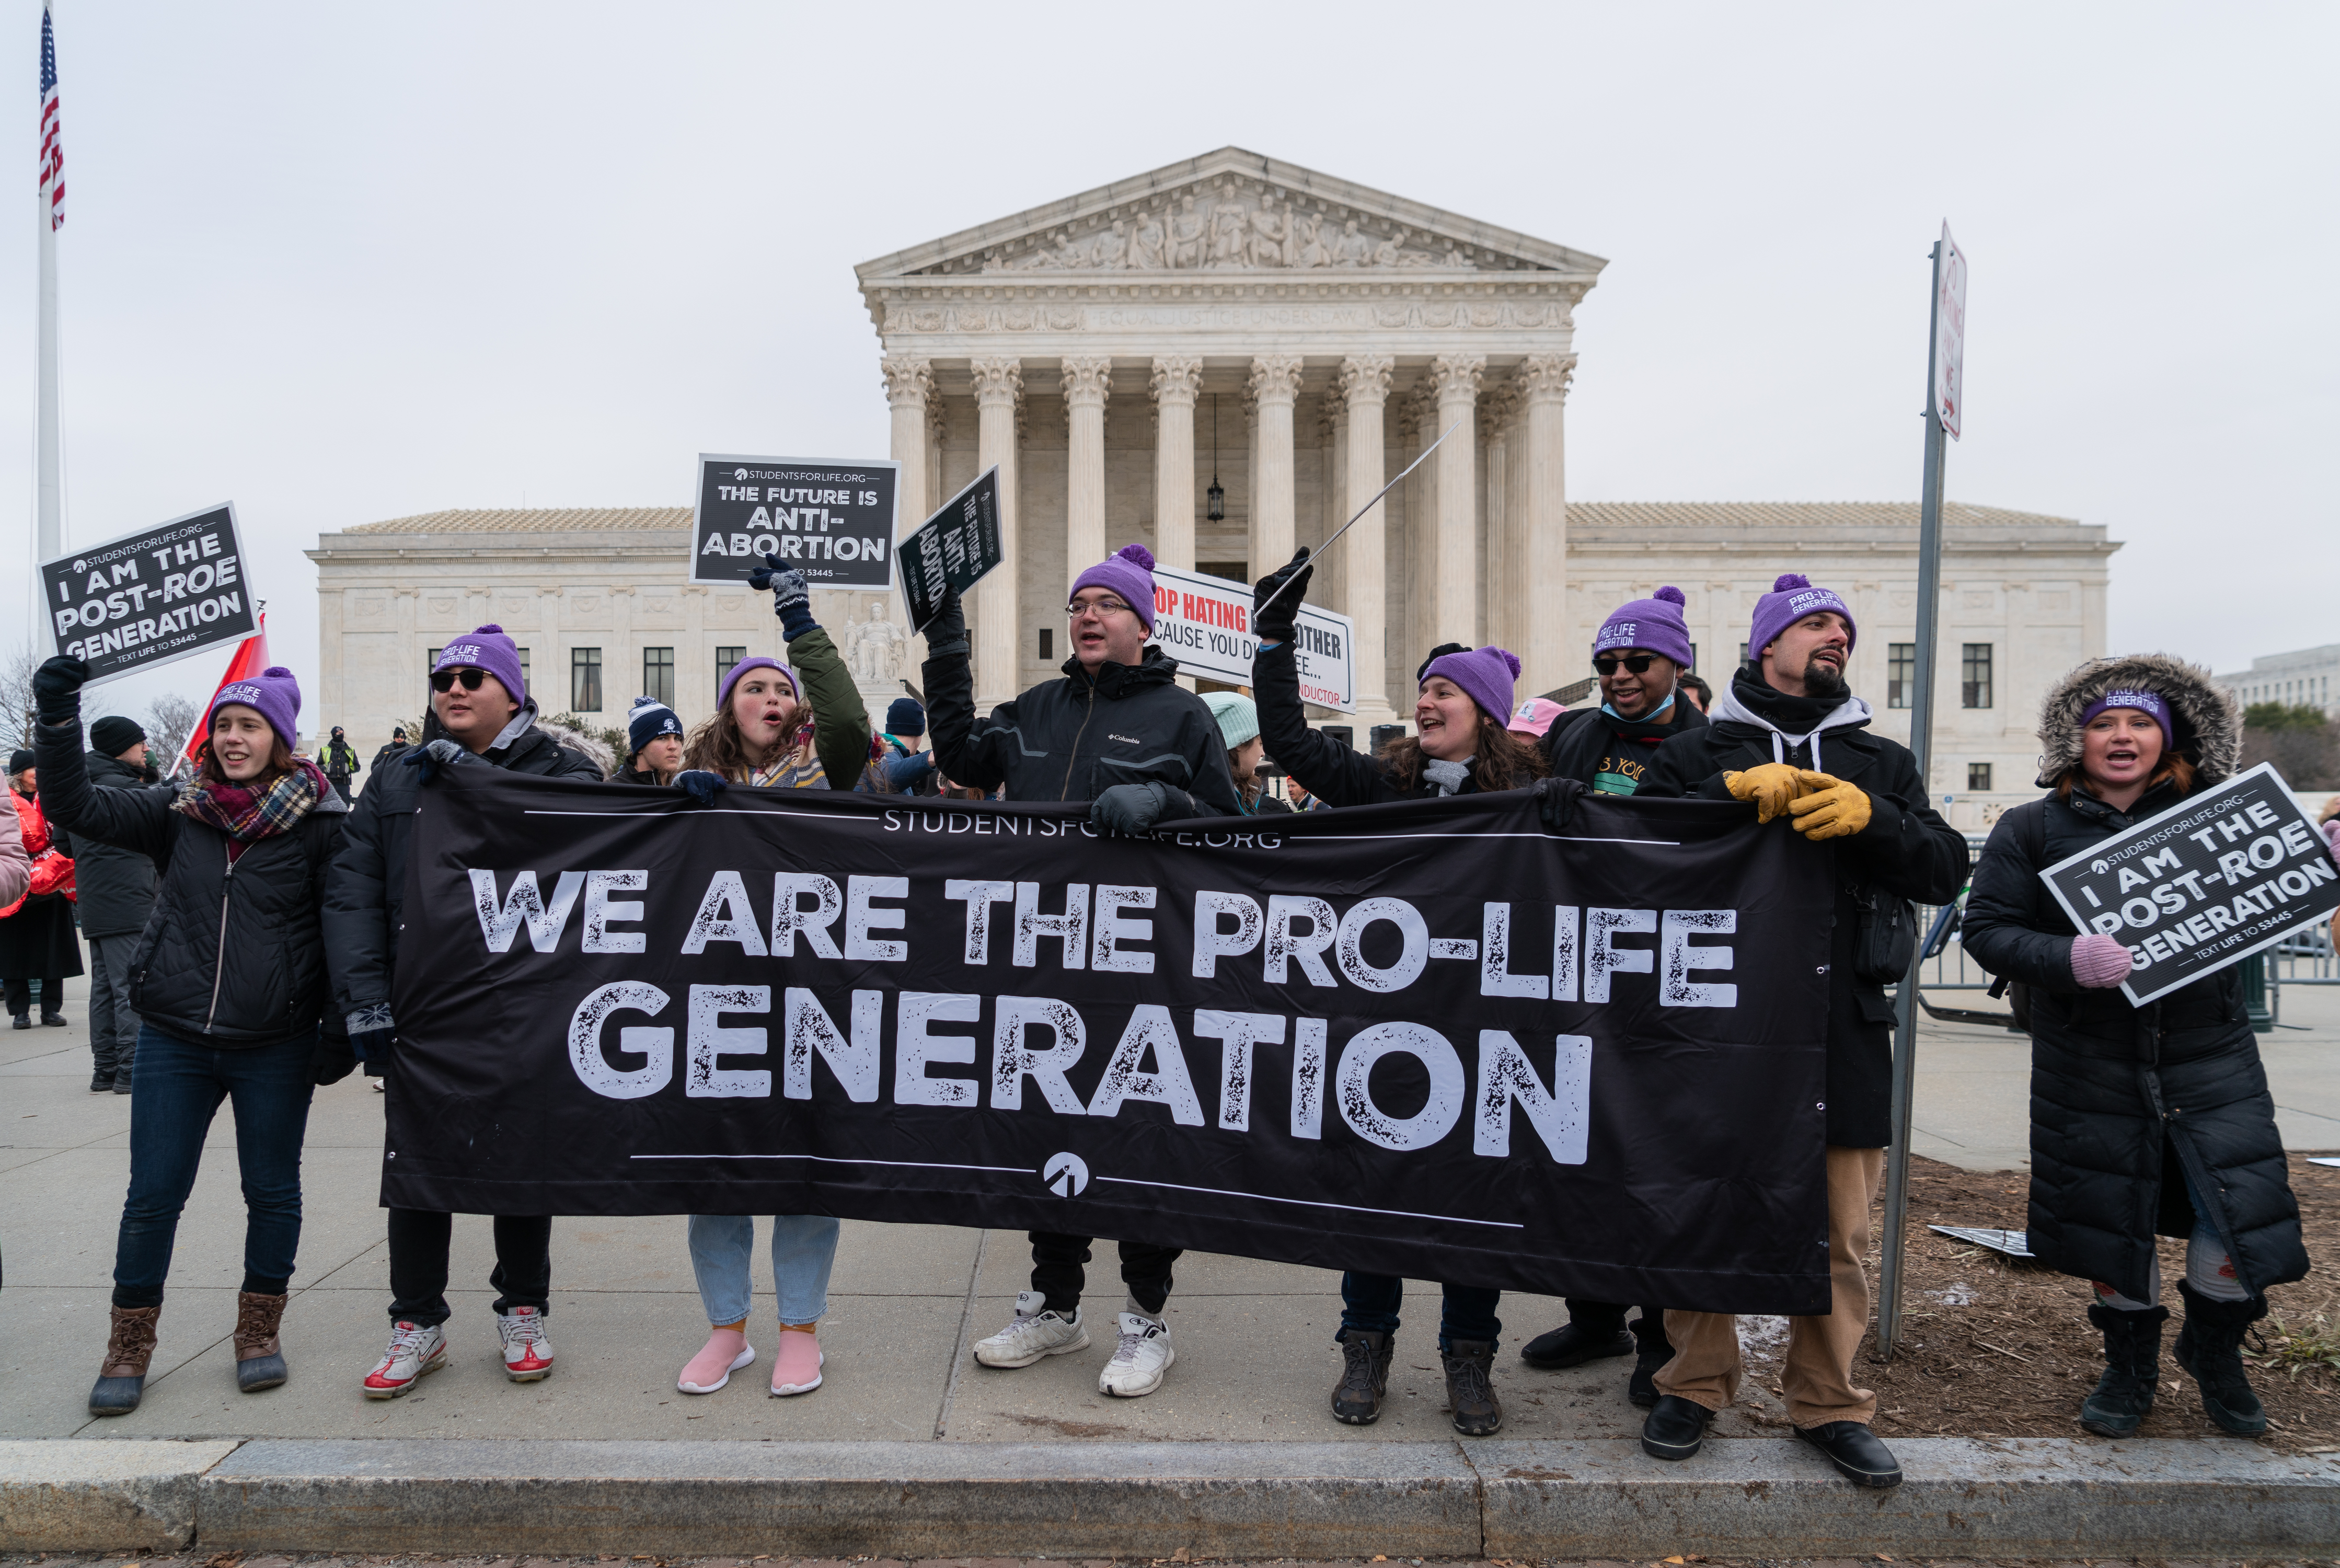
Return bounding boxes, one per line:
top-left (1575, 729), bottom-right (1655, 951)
top-left (430, 668), bottom-right (488, 692)
top-left (1594, 654), bottom-right (1657, 676)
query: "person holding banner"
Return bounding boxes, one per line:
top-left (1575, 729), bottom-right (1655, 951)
top-left (30, 656), bottom-right (352, 1417)
top-left (1635, 572), bottom-right (1967, 1489)
top-left (925, 540), bottom-right (1242, 1401)
top-left (325, 625), bottom-right (607, 1398)
top-left (670, 561), bottom-right (871, 1400)
top-left (1520, 586), bottom-right (1710, 1402)
top-left (1961, 657), bottom-right (2311, 1440)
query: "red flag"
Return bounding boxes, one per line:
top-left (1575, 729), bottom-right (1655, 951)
top-left (179, 613), bottom-right (272, 771)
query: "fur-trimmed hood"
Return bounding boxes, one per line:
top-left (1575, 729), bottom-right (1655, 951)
top-left (2034, 653), bottom-right (2239, 789)
top-left (534, 718), bottom-right (615, 780)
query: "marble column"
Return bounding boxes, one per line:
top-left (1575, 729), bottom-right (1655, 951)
top-left (1339, 354), bottom-right (1396, 728)
top-left (1149, 357), bottom-right (1201, 573)
top-left (1431, 355), bottom-right (1484, 651)
top-left (881, 355), bottom-right (935, 537)
top-left (1518, 353), bottom-right (1575, 701)
top-left (970, 357), bottom-right (1023, 709)
top-left (1061, 357), bottom-right (1112, 592)
top-left (1480, 379), bottom-right (1520, 658)
top-left (1320, 388), bottom-right (1347, 613)
top-left (1248, 354), bottom-right (1303, 578)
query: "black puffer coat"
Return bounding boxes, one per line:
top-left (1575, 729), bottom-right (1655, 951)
top-left (1255, 641), bottom-right (1537, 804)
top-left (1960, 653), bottom-right (2306, 1302)
top-left (34, 715), bottom-right (348, 1047)
top-left (324, 708), bottom-right (606, 1018)
top-left (66, 749), bottom-right (161, 939)
top-left (925, 642), bottom-right (1243, 814)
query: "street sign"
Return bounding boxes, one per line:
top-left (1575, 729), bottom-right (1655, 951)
top-left (1933, 222), bottom-right (1967, 440)
top-left (895, 467), bottom-right (1004, 635)
top-left (40, 504), bottom-right (259, 685)
top-left (689, 453), bottom-right (899, 590)
top-left (1147, 562), bottom-right (1356, 712)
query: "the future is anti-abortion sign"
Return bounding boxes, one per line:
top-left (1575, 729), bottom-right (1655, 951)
top-left (387, 770), bottom-right (1837, 1313)
top-left (39, 504), bottom-right (258, 684)
top-left (2041, 762), bottom-right (2340, 1005)
top-left (689, 453), bottom-right (900, 591)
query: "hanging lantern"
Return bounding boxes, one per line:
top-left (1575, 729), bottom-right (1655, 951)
top-left (1205, 394), bottom-right (1226, 522)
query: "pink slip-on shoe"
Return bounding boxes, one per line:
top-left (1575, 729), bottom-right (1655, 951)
top-left (678, 1328), bottom-right (754, 1394)
top-left (770, 1328), bottom-right (824, 1396)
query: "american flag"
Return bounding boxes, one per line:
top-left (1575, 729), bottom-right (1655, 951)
top-left (39, 3), bottom-right (61, 232)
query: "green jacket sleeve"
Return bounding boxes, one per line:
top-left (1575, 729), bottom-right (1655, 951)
top-left (788, 626), bottom-right (873, 790)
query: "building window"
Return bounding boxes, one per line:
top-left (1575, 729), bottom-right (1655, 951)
top-left (426, 648), bottom-right (441, 678)
top-left (517, 648), bottom-right (530, 684)
top-left (571, 648), bottom-right (603, 712)
top-left (1968, 762), bottom-right (1993, 792)
top-left (1686, 642), bottom-right (1698, 670)
top-left (1738, 641), bottom-right (1750, 669)
top-left (716, 646), bottom-right (746, 696)
top-left (1961, 643), bottom-right (1993, 709)
top-left (1038, 627), bottom-right (1053, 662)
top-left (643, 647), bottom-right (674, 707)
top-left (1888, 643), bottom-right (1916, 709)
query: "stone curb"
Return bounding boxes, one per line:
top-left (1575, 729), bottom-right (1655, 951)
top-left (3, 1436), bottom-right (2333, 1558)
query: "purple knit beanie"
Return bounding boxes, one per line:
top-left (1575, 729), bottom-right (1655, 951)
top-left (1747, 573), bottom-right (1858, 660)
top-left (1422, 645), bottom-right (1523, 726)
top-left (1594, 585), bottom-right (1695, 667)
top-left (1070, 543), bottom-right (1159, 631)
top-left (2080, 688), bottom-right (2174, 752)
top-left (432, 625), bottom-right (529, 708)
top-left (207, 666), bottom-right (302, 751)
top-left (718, 656), bottom-right (798, 713)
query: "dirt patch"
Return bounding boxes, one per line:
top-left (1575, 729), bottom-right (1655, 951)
top-left (1835, 1152), bottom-right (2340, 1454)
top-left (1000, 1411), bottom-right (1157, 1440)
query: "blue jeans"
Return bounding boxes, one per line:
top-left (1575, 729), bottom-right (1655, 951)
top-left (686, 1214), bottom-right (840, 1326)
top-left (112, 1024), bottom-right (316, 1309)
top-left (1340, 1272), bottom-right (1502, 1354)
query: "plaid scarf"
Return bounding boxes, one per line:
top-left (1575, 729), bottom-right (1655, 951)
top-left (172, 758), bottom-right (329, 840)
top-left (749, 750), bottom-right (827, 790)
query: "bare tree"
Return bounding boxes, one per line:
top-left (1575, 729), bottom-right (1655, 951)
top-left (0, 641), bottom-right (36, 761)
top-left (143, 690), bottom-right (204, 770)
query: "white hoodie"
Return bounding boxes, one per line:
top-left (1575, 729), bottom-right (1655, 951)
top-left (1705, 681), bottom-right (1874, 776)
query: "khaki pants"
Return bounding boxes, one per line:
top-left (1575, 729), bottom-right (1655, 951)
top-left (1656, 1145), bottom-right (1884, 1428)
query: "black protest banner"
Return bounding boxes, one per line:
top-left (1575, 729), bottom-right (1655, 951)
top-left (2041, 761), bottom-right (2340, 1005)
top-left (385, 769), bottom-right (1836, 1314)
top-left (895, 468), bottom-right (1002, 634)
top-left (689, 454), bottom-right (900, 590)
top-left (40, 504), bottom-right (258, 685)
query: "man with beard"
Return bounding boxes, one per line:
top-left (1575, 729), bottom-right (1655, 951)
top-left (1634, 573), bottom-right (1967, 1491)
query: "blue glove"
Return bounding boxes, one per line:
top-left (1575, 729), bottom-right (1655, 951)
top-left (345, 1003), bottom-right (395, 1064)
top-left (750, 553), bottom-right (819, 641)
top-left (402, 737), bottom-right (475, 782)
top-left (1091, 781), bottom-right (1172, 835)
top-left (675, 768), bottom-right (728, 805)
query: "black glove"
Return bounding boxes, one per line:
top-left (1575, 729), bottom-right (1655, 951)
top-left (923, 585), bottom-right (969, 656)
top-left (1090, 780), bottom-right (1172, 835)
top-left (402, 737), bottom-right (476, 782)
top-left (1415, 642), bottom-right (1471, 686)
top-left (1535, 776), bottom-right (1588, 833)
top-left (1252, 549), bottom-right (1312, 644)
top-left (674, 768), bottom-right (728, 805)
top-left (32, 655), bottom-right (89, 725)
top-left (750, 554), bottom-right (820, 641)
top-left (312, 1034), bottom-right (359, 1086)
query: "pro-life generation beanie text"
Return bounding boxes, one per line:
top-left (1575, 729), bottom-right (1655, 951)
top-left (1421, 645), bottom-right (1523, 726)
top-left (1070, 543), bottom-right (1159, 631)
top-left (2079, 688), bottom-right (2174, 753)
top-left (1593, 586), bottom-right (1695, 667)
top-left (206, 666), bottom-right (302, 751)
top-left (432, 624), bottom-right (529, 708)
top-left (1746, 573), bottom-right (1858, 661)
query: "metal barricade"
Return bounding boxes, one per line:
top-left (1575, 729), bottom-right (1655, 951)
top-left (2266, 915), bottom-right (2339, 1025)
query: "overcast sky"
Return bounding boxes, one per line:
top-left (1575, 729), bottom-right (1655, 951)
top-left (4, 1), bottom-right (2333, 725)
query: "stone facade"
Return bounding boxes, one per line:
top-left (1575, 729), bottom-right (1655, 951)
top-left (2217, 643), bottom-right (2340, 720)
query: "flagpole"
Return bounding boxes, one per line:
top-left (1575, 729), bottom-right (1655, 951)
top-left (34, 3), bottom-right (62, 573)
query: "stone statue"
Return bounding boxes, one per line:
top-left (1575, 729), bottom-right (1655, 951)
top-left (1295, 211), bottom-right (1331, 268)
top-left (1131, 210), bottom-right (1166, 269)
top-left (845, 600), bottom-right (906, 684)
top-left (1091, 220), bottom-right (1128, 269)
top-left (1209, 199), bottom-right (1249, 266)
top-left (1334, 219), bottom-right (1374, 267)
top-left (1248, 195), bottom-right (1293, 268)
top-left (1373, 227), bottom-right (1408, 267)
top-left (1168, 195), bottom-right (1206, 268)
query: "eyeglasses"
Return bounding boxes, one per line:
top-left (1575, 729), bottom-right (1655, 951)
top-left (1066, 596), bottom-right (1135, 619)
top-left (1594, 654), bottom-right (1657, 676)
top-left (430, 668), bottom-right (488, 693)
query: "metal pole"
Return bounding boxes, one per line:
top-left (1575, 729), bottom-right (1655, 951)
top-left (1876, 240), bottom-right (1950, 1360)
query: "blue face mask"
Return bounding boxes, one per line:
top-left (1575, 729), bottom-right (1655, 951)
top-left (1603, 691), bottom-right (1675, 723)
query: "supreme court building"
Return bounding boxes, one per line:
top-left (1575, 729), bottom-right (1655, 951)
top-left (310, 148), bottom-right (2116, 827)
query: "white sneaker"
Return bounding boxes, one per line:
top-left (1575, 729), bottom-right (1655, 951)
top-left (362, 1319), bottom-right (446, 1399)
top-left (495, 1305), bottom-right (556, 1381)
top-left (973, 1289), bottom-right (1090, 1368)
top-left (1098, 1311), bottom-right (1174, 1398)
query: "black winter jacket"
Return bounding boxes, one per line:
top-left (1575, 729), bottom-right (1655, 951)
top-left (1961, 789), bottom-right (2308, 1301)
top-left (67, 750), bottom-right (161, 938)
top-left (1255, 641), bottom-right (1531, 805)
top-left (1540, 695), bottom-right (1707, 796)
top-left (324, 711), bottom-right (605, 1019)
top-left (34, 716), bottom-right (348, 1048)
top-left (925, 642), bottom-right (1244, 814)
top-left (1640, 675), bottom-right (1968, 1145)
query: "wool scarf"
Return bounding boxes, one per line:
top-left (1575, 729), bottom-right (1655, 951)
top-left (172, 759), bottom-right (329, 840)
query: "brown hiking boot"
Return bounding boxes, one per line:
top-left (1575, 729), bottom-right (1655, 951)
top-left (1442, 1339), bottom-right (1503, 1436)
top-left (90, 1304), bottom-right (161, 1416)
top-left (234, 1291), bottom-right (290, 1392)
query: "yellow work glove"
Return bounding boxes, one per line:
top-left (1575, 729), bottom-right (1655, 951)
top-left (1723, 762), bottom-right (1808, 823)
top-left (1789, 769), bottom-right (1873, 840)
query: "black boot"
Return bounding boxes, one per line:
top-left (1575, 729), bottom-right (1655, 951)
top-left (8, 1012), bottom-right (28, 1031)
top-left (1519, 1299), bottom-right (1633, 1369)
top-left (1330, 1329), bottom-right (1392, 1425)
top-left (2080, 1300), bottom-right (2166, 1437)
top-left (1442, 1340), bottom-right (1503, 1435)
top-left (1627, 1308), bottom-right (1673, 1408)
top-left (1641, 1393), bottom-right (1713, 1460)
top-left (2173, 1280), bottom-right (2269, 1436)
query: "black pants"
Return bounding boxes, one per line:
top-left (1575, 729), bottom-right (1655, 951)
top-left (1570, 1298), bottom-right (1672, 1347)
top-left (386, 1209), bottom-right (552, 1327)
top-left (4, 974), bottom-right (63, 1018)
top-left (1030, 1232), bottom-right (1179, 1317)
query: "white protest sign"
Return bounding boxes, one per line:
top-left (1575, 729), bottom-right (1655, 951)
top-left (1934, 222), bottom-right (1967, 440)
top-left (1146, 563), bottom-right (1355, 712)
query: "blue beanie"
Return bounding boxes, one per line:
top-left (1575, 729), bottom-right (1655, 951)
top-left (627, 696), bottom-right (683, 759)
top-left (885, 697), bottom-right (926, 736)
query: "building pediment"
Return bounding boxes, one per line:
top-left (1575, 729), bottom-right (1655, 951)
top-left (856, 147), bottom-right (1606, 284)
